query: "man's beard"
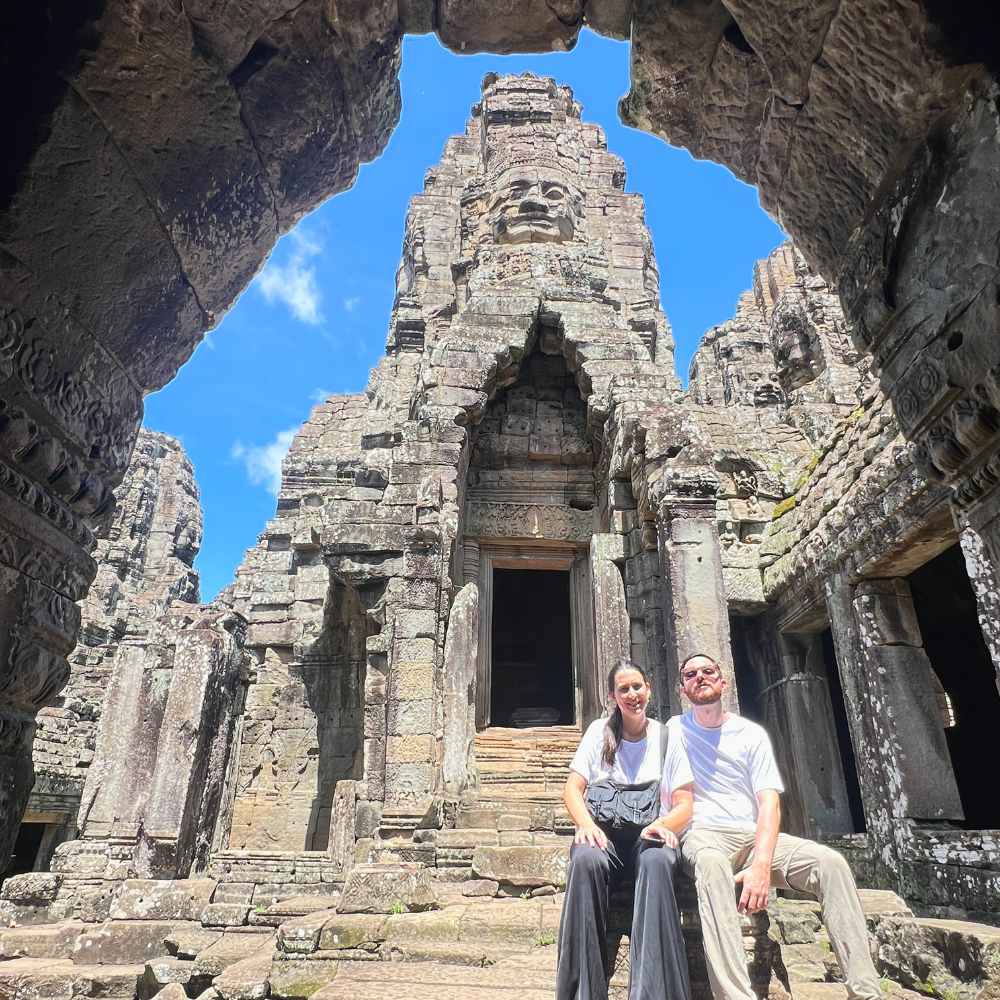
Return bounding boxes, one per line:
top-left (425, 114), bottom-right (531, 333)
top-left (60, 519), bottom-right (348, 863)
top-left (687, 684), bottom-right (722, 705)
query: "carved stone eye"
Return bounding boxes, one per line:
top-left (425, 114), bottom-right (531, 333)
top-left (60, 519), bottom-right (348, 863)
top-left (544, 186), bottom-right (564, 201)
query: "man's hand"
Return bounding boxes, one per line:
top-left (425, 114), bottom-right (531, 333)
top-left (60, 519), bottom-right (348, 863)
top-left (574, 821), bottom-right (608, 850)
top-left (735, 861), bottom-right (771, 914)
top-left (639, 822), bottom-right (679, 848)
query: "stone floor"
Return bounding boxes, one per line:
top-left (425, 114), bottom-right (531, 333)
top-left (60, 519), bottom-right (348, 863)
top-left (2, 880), bottom-right (999, 1000)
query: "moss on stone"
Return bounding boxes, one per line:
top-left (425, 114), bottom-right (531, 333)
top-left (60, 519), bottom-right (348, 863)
top-left (772, 496), bottom-right (797, 520)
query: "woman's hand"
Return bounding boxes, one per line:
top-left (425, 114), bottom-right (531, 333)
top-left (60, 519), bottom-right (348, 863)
top-left (640, 822), bottom-right (679, 848)
top-left (574, 821), bottom-right (608, 850)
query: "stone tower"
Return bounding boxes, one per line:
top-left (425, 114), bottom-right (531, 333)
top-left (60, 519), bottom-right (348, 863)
top-left (218, 72), bottom-right (686, 858)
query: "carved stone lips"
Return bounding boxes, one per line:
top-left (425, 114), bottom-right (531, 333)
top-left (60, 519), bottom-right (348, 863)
top-left (498, 210), bottom-right (557, 232)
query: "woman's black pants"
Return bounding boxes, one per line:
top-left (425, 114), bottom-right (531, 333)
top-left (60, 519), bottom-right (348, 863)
top-left (556, 831), bottom-right (692, 1000)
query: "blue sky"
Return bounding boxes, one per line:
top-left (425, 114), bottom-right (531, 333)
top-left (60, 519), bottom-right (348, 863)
top-left (145, 31), bottom-right (785, 601)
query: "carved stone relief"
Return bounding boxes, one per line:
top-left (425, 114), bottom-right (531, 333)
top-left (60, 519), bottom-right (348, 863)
top-left (465, 501), bottom-right (594, 542)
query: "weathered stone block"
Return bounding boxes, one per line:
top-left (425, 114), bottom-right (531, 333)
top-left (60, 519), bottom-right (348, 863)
top-left (769, 899), bottom-right (821, 944)
top-left (276, 909), bottom-right (332, 955)
top-left (212, 883), bottom-right (255, 905)
top-left (337, 864), bottom-right (438, 914)
top-left (461, 880), bottom-right (499, 897)
top-left (386, 698), bottom-right (434, 736)
top-left (386, 734), bottom-right (434, 764)
top-left (165, 925), bottom-right (223, 959)
top-left (0, 873), bottom-right (62, 905)
top-left (389, 661), bottom-right (434, 700)
top-left (142, 954), bottom-right (195, 986)
top-left (110, 879), bottom-right (217, 921)
top-left (193, 930), bottom-right (275, 977)
top-left (384, 762), bottom-right (435, 800)
top-left (246, 620), bottom-right (301, 648)
top-left (201, 903), bottom-right (251, 927)
top-left (471, 846), bottom-right (569, 888)
top-left (268, 955), bottom-right (341, 995)
top-left (212, 947), bottom-right (274, 1000)
top-left (0, 921), bottom-right (86, 960)
top-left (318, 914), bottom-right (387, 950)
top-left (72, 919), bottom-right (179, 965)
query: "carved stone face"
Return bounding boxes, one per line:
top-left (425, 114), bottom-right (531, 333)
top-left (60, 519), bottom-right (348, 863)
top-left (772, 303), bottom-right (818, 390)
top-left (488, 170), bottom-right (583, 245)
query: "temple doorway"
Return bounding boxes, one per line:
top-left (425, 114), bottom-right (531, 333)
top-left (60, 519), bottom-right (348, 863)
top-left (908, 544), bottom-right (1000, 830)
top-left (3, 822), bottom-right (45, 878)
top-left (490, 568), bottom-right (575, 728)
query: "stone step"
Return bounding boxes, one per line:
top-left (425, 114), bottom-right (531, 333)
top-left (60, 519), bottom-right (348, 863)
top-left (72, 919), bottom-right (181, 966)
top-left (212, 948), bottom-right (274, 1000)
top-left (0, 958), bottom-right (144, 998)
top-left (473, 726), bottom-right (580, 804)
top-left (0, 920), bottom-right (87, 959)
top-left (455, 803), bottom-right (574, 832)
top-left (192, 929), bottom-right (277, 977)
top-left (312, 954), bottom-right (558, 999)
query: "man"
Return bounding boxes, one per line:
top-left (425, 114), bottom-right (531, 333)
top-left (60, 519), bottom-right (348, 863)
top-left (669, 652), bottom-right (882, 1000)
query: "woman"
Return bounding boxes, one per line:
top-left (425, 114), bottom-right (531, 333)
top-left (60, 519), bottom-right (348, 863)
top-left (556, 658), bottom-right (694, 1000)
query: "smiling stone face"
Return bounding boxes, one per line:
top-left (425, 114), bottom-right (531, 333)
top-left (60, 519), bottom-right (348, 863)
top-left (488, 169), bottom-right (584, 245)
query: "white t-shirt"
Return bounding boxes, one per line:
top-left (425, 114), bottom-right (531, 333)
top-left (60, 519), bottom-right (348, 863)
top-left (664, 712), bottom-right (784, 832)
top-left (570, 718), bottom-right (693, 813)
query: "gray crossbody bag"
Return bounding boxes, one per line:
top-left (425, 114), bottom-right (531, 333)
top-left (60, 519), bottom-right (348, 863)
top-left (584, 721), bottom-right (669, 832)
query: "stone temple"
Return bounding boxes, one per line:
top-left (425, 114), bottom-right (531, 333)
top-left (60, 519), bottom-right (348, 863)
top-left (1, 71), bottom-right (1000, 998)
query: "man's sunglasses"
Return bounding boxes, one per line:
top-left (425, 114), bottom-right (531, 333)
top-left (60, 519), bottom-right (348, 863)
top-left (681, 665), bottom-right (721, 682)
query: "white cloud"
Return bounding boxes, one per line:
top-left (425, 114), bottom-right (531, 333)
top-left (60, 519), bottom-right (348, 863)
top-left (309, 387), bottom-right (332, 404)
top-left (255, 228), bottom-right (324, 325)
top-left (343, 296), bottom-right (362, 313)
top-left (231, 427), bottom-right (298, 496)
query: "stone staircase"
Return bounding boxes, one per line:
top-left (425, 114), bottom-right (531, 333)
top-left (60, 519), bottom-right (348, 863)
top-left (373, 726), bottom-right (578, 883)
top-left (472, 726), bottom-right (580, 806)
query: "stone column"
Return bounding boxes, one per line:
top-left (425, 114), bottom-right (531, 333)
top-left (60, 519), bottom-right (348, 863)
top-left (956, 504), bottom-right (1000, 687)
top-left (65, 606), bottom-right (247, 879)
top-left (825, 575), bottom-right (963, 884)
top-left (853, 579), bottom-right (963, 821)
top-left (763, 633), bottom-right (854, 838)
top-left (441, 582), bottom-right (479, 799)
top-left (590, 534), bottom-right (629, 718)
top-left (655, 487), bottom-right (738, 714)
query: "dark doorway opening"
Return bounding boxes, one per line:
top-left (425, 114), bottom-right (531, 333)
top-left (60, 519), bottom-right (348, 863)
top-left (491, 568), bottom-right (574, 727)
top-left (820, 628), bottom-right (866, 833)
top-left (909, 544), bottom-right (1000, 830)
top-left (729, 615), bottom-right (763, 723)
top-left (3, 822), bottom-right (45, 879)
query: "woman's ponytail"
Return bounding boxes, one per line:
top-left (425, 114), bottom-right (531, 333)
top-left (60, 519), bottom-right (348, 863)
top-left (601, 702), bottom-right (623, 767)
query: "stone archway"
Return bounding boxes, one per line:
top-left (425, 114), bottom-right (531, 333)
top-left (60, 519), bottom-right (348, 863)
top-left (1, 0), bottom-right (999, 861)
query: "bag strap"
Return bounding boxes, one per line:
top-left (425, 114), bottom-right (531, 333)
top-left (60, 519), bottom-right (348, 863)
top-left (658, 718), bottom-right (669, 773)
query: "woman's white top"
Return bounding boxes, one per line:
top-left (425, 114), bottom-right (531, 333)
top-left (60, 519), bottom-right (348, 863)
top-left (569, 717), bottom-right (662, 784)
top-left (569, 717), bottom-right (694, 814)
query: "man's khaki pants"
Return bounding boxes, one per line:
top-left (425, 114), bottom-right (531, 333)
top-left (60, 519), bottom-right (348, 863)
top-left (681, 828), bottom-right (882, 1000)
